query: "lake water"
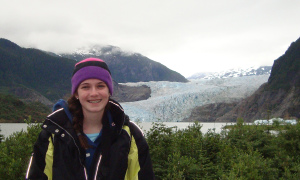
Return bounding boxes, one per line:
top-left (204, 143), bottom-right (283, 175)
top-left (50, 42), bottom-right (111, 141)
top-left (0, 122), bottom-right (236, 139)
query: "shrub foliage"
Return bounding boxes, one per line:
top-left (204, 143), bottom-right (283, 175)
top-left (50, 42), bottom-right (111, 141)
top-left (146, 120), bottom-right (300, 179)
top-left (0, 117), bottom-right (41, 179)
top-left (1, 119), bottom-right (300, 179)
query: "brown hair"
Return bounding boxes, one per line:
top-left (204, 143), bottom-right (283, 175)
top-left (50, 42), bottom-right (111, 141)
top-left (67, 95), bottom-right (90, 149)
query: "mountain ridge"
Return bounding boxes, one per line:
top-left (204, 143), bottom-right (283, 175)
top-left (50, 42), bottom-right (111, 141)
top-left (0, 38), bottom-right (185, 107)
top-left (187, 37), bottom-right (300, 122)
top-left (188, 66), bottom-right (272, 80)
top-left (60, 44), bottom-right (188, 83)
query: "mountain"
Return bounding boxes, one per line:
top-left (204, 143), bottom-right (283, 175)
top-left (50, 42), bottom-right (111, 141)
top-left (121, 37), bottom-right (300, 122)
top-left (188, 66), bottom-right (272, 80)
top-left (0, 38), bottom-right (179, 106)
top-left (60, 45), bottom-right (188, 83)
top-left (0, 38), bottom-right (75, 102)
top-left (189, 37), bottom-right (300, 122)
top-left (0, 93), bottom-right (50, 123)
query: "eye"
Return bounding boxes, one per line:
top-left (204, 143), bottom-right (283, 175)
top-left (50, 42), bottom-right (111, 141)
top-left (81, 85), bottom-right (90, 89)
top-left (97, 83), bottom-right (107, 88)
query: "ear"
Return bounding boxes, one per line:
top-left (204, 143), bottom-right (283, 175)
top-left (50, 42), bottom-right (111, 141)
top-left (74, 93), bottom-right (79, 99)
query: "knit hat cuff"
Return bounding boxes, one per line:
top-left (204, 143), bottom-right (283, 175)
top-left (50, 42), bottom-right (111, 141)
top-left (71, 66), bottom-right (113, 95)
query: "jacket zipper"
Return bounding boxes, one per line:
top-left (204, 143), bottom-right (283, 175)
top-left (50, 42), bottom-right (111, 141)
top-left (47, 119), bottom-right (88, 180)
top-left (91, 101), bottom-right (126, 179)
top-left (94, 154), bottom-right (102, 180)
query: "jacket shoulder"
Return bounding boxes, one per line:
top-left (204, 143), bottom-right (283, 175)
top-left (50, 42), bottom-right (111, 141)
top-left (128, 121), bottom-right (144, 136)
top-left (47, 108), bottom-right (66, 120)
top-left (44, 108), bottom-right (71, 128)
top-left (47, 108), bottom-right (68, 121)
top-left (127, 121), bottom-right (154, 179)
top-left (128, 121), bottom-right (149, 150)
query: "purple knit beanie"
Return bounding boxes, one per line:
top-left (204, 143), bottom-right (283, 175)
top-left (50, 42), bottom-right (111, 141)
top-left (71, 58), bottom-right (113, 95)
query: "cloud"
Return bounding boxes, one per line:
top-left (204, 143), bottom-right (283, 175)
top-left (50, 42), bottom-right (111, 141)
top-left (0, 0), bottom-right (299, 77)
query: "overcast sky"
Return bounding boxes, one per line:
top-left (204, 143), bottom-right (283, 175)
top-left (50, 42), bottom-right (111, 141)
top-left (1, 0), bottom-right (299, 77)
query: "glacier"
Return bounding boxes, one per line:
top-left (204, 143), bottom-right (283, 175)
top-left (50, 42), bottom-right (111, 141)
top-left (120, 75), bottom-right (269, 122)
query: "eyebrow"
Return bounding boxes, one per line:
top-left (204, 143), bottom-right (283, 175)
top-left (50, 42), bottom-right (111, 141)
top-left (79, 81), bottom-right (105, 86)
top-left (78, 83), bottom-right (89, 87)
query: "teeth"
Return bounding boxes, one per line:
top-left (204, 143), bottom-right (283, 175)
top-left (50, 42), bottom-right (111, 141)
top-left (89, 100), bottom-right (101, 103)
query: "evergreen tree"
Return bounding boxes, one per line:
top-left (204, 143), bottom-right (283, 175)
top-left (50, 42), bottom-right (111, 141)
top-left (0, 126), bottom-right (3, 143)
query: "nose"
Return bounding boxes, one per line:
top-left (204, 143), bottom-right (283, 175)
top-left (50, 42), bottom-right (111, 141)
top-left (90, 86), bottom-right (98, 96)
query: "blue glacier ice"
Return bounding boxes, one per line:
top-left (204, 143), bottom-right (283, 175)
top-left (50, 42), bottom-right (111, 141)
top-left (120, 75), bottom-right (269, 122)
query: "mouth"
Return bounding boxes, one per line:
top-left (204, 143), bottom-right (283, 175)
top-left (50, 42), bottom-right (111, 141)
top-left (88, 100), bottom-right (102, 103)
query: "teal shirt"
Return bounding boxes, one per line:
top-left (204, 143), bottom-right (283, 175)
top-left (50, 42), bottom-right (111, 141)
top-left (86, 133), bottom-right (100, 142)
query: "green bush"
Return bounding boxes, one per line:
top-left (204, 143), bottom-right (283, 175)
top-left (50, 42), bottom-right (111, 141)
top-left (146, 122), bottom-right (177, 179)
top-left (2, 119), bottom-right (300, 179)
top-left (0, 117), bottom-right (41, 179)
top-left (147, 120), bottom-right (300, 179)
top-left (223, 149), bottom-right (277, 180)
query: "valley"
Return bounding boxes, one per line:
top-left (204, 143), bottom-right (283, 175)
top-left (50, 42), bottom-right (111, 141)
top-left (120, 75), bottom-right (269, 122)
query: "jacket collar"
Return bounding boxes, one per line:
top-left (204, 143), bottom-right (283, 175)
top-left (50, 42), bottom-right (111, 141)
top-left (47, 98), bottom-right (126, 136)
top-left (107, 98), bottom-right (126, 135)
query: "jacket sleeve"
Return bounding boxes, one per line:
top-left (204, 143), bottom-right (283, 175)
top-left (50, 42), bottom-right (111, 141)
top-left (127, 122), bottom-right (155, 180)
top-left (25, 129), bottom-right (54, 180)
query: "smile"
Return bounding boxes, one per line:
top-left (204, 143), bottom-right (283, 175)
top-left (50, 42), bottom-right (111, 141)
top-left (88, 100), bottom-right (102, 103)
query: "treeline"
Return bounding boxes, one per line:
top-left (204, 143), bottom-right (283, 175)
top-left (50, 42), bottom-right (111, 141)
top-left (146, 119), bottom-right (300, 179)
top-left (0, 93), bottom-right (50, 123)
top-left (1, 119), bottom-right (300, 179)
top-left (0, 38), bottom-right (75, 101)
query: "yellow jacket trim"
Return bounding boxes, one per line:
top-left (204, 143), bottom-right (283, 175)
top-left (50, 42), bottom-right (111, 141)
top-left (44, 135), bottom-right (54, 180)
top-left (123, 126), bottom-right (140, 180)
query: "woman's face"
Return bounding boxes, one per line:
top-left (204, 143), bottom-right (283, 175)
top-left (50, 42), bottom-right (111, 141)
top-left (76, 79), bottom-right (110, 115)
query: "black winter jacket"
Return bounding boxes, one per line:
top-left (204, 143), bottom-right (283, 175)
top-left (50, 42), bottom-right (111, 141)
top-left (25, 99), bottom-right (154, 180)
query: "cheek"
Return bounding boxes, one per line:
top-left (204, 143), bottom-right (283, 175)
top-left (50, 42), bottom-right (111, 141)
top-left (101, 88), bottom-right (110, 97)
top-left (102, 91), bottom-right (110, 98)
top-left (77, 91), bottom-right (87, 100)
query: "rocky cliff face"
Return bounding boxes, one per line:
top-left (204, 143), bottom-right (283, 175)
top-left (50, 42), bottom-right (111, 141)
top-left (218, 37), bottom-right (300, 122)
top-left (10, 86), bottom-right (53, 106)
top-left (183, 102), bottom-right (238, 122)
top-left (216, 83), bottom-right (300, 122)
top-left (111, 81), bottom-right (151, 102)
top-left (186, 37), bottom-right (300, 122)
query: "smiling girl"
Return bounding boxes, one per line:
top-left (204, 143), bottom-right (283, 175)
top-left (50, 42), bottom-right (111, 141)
top-left (26, 58), bottom-right (154, 180)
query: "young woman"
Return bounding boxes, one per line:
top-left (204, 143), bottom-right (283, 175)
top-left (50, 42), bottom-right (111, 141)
top-left (26, 58), bottom-right (154, 180)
